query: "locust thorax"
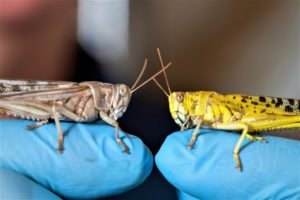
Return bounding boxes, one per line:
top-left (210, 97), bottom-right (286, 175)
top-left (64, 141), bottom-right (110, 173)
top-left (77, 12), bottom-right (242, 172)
top-left (109, 84), bottom-right (131, 120)
top-left (80, 81), bottom-right (131, 121)
top-left (169, 92), bottom-right (189, 127)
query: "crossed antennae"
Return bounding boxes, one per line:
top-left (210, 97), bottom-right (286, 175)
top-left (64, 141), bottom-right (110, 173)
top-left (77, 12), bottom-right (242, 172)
top-left (131, 62), bottom-right (172, 94)
top-left (153, 78), bottom-right (169, 97)
top-left (130, 49), bottom-right (172, 95)
top-left (156, 48), bottom-right (172, 95)
top-left (151, 48), bottom-right (172, 97)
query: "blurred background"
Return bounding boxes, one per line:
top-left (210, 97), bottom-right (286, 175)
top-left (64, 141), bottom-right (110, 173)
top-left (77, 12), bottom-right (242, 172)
top-left (79, 0), bottom-right (299, 98)
top-left (0, 0), bottom-right (299, 199)
top-left (79, 0), bottom-right (300, 137)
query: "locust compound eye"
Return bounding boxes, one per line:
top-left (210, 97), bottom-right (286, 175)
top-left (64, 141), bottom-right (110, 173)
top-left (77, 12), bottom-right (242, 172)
top-left (119, 84), bottom-right (128, 96)
top-left (176, 93), bottom-right (183, 103)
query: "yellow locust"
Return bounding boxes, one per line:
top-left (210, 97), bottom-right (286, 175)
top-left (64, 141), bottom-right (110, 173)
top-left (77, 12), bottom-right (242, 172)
top-left (153, 48), bottom-right (300, 171)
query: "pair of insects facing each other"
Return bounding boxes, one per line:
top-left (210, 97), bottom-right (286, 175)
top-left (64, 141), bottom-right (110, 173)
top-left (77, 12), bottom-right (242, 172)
top-left (1, 49), bottom-right (299, 172)
top-left (0, 55), bottom-right (171, 154)
top-left (152, 48), bottom-right (300, 171)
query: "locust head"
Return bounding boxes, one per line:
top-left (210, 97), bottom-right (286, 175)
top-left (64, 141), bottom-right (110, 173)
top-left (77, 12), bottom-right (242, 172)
top-left (169, 92), bottom-right (189, 127)
top-left (111, 84), bottom-right (132, 119)
top-left (111, 57), bottom-right (172, 120)
top-left (150, 49), bottom-right (192, 129)
top-left (81, 52), bottom-right (171, 122)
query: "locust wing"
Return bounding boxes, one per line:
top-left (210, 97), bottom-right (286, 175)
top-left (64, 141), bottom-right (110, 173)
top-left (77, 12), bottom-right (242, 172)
top-left (0, 80), bottom-right (89, 101)
top-left (224, 94), bottom-right (300, 115)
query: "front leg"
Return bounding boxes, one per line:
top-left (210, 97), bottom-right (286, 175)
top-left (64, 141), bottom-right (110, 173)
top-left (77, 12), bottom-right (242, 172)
top-left (188, 117), bottom-right (202, 149)
top-left (180, 116), bottom-right (190, 131)
top-left (99, 111), bottom-right (129, 154)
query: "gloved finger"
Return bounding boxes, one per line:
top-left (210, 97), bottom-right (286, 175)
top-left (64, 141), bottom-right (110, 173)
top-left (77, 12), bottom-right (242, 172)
top-left (0, 168), bottom-right (61, 200)
top-left (177, 190), bottom-right (201, 200)
top-left (0, 119), bottom-right (153, 199)
top-left (156, 129), bottom-right (300, 200)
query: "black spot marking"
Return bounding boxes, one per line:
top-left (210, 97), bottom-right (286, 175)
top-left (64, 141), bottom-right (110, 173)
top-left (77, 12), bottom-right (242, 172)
top-left (240, 106), bottom-right (243, 109)
top-left (254, 110), bottom-right (257, 113)
top-left (249, 97), bottom-right (252, 100)
top-left (266, 104), bottom-right (271, 107)
top-left (12, 85), bottom-right (21, 91)
top-left (288, 99), bottom-right (295, 105)
top-left (285, 106), bottom-right (293, 112)
top-left (271, 99), bottom-right (276, 104)
top-left (259, 96), bottom-right (266, 102)
top-left (25, 80), bottom-right (34, 84)
top-left (233, 96), bottom-right (236, 99)
top-left (241, 99), bottom-right (247, 103)
top-left (275, 98), bottom-right (283, 107)
top-left (260, 109), bottom-right (266, 113)
top-left (251, 101), bottom-right (258, 105)
top-left (0, 83), bottom-right (4, 92)
top-left (246, 105), bottom-right (249, 108)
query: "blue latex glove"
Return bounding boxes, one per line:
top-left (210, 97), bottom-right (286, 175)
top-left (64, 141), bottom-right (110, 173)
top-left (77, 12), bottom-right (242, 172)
top-left (0, 119), bottom-right (153, 199)
top-left (156, 129), bottom-right (300, 200)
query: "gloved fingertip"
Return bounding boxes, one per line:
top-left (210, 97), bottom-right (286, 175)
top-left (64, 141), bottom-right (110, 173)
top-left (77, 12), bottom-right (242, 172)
top-left (0, 120), bottom-right (154, 199)
top-left (0, 168), bottom-right (61, 200)
top-left (177, 190), bottom-right (202, 200)
top-left (156, 129), bottom-right (300, 200)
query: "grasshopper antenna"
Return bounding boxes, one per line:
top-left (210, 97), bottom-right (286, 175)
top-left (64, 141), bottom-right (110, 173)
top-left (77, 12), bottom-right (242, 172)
top-left (153, 78), bottom-right (169, 97)
top-left (131, 62), bottom-right (172, 94)
top-left (131, 59), bottom-right (148, 90)
top-left (156, 48), bottom-right (172, 95)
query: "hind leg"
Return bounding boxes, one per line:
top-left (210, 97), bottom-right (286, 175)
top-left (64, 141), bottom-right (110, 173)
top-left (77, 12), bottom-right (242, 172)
top-left (27, 119), bottom-right (49, 130)
top-left (212, 122), bottom-right (250, 171)
top-left (52, 104), bottom-right (64, 153)
top-left (245, 134), bottom-right (267, 143)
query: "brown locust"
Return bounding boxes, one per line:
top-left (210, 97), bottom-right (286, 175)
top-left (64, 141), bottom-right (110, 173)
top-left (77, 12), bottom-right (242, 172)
top-left (0, 58), bottom-right (171, 153)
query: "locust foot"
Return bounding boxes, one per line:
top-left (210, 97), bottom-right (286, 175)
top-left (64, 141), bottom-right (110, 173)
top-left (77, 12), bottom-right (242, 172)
top-left (247, 135), bottom-right (268, 143)
top-left (58, 146), bottom-right (64, 154)
top-left (116, 138), bottom-right (130, 154)
top-left (234, 152), bottom-right (242, 172)
top-left (188, 142), bottom-right (194, 150)
top-left (188, 131), bottom-right (198, 150)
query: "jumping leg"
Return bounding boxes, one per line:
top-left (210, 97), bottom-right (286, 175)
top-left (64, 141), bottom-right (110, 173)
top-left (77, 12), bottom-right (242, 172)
top-left (52, 104), bottom-right (64, 153)
top-left (27, 119), bottom-right (49, 130)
